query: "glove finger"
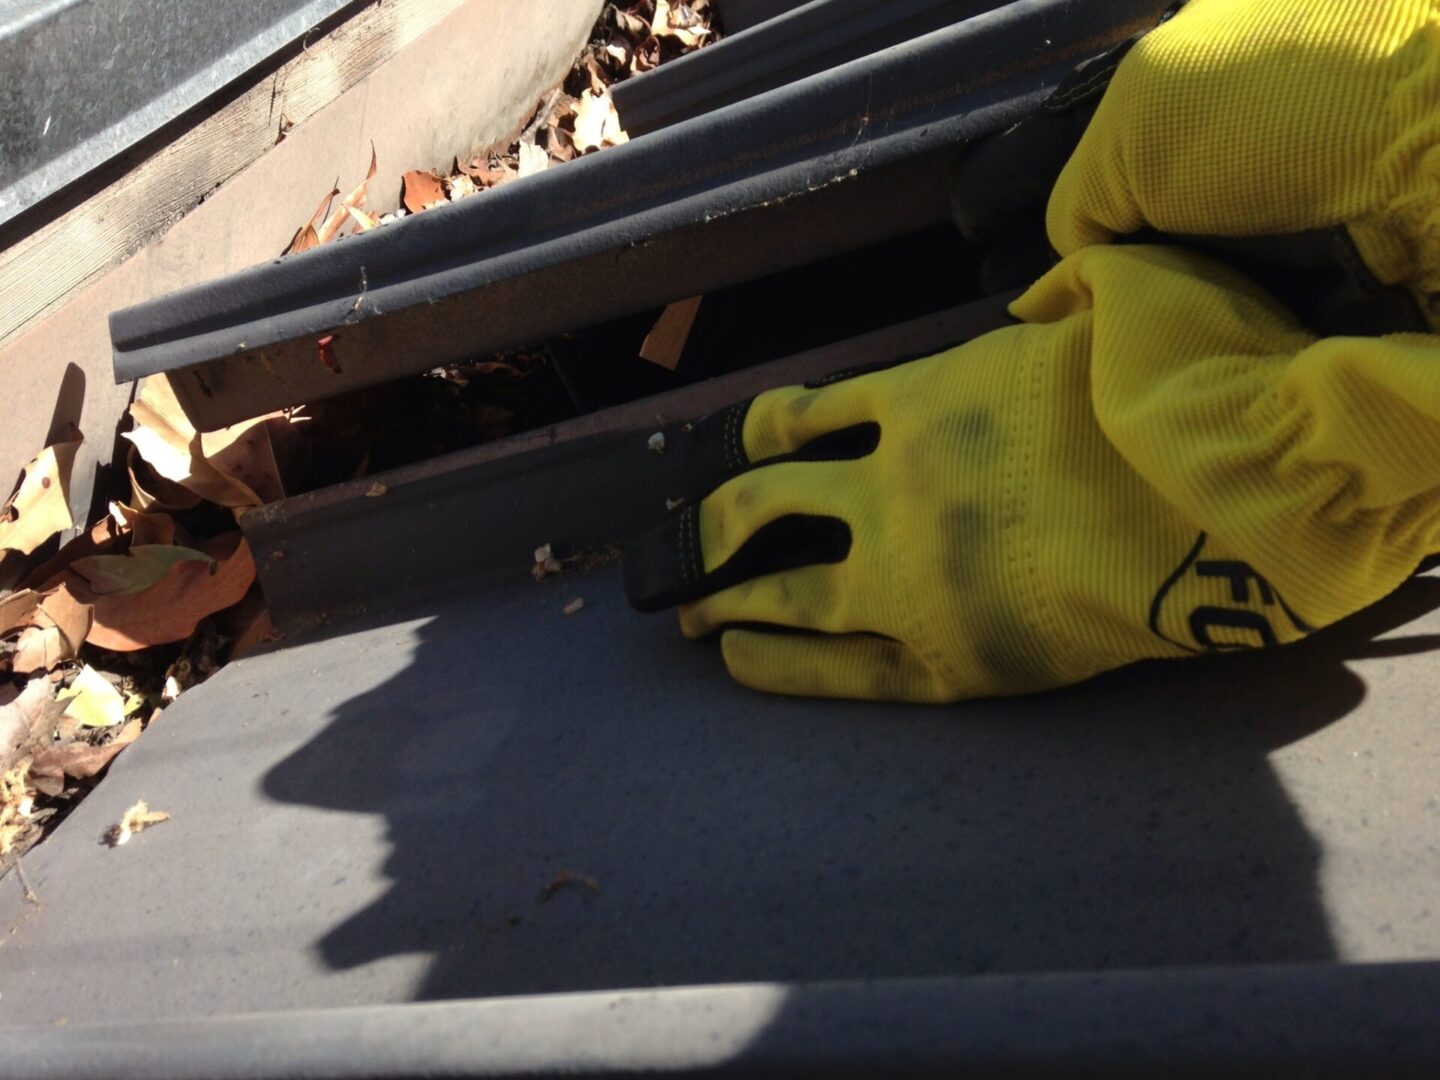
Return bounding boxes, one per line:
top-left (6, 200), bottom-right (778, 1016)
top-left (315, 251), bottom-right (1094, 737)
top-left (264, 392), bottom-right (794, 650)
top-left (624, 459), bottom-right (857, 613)
top-left (720, 629), bottom-right (949, 703)
top-left (742, 380), bottom-right (880, 464)
top-left (678, 563), bottom-right (849, 639)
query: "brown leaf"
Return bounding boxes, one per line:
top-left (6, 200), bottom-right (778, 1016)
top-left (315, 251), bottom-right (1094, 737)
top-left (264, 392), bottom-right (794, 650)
top-left (402, 170), bottom-right (446, 214)
top-left (0, 679), bottom-right (61, 773)
top-left (653, 0), bottom-right (710, 46)
top-left (284, 184), bottom-right (340, 256)
top-left (602, 34), bottom-right (634, 71)
top-left (108, 503), bottom-right (182, 547)
top-left (21, 516), bottom-right (127, 593)
top-left (640, 295), bottom-right (703, 370)
top-left (539, 125), bottom-right (577, 164)
top-left (580, 53), bottom-right (610, 94)
top-left (30, 716), bottom-right (140, 783)
top-left (319, 145), bottom-right (379, 244)
top-left (10, 586), bottom-right (92, 674)
top-left (0, 589), bottom-right (41, 636)
top-left (445, 173), bottom-right (477, 201)
top-left (126, 444), bottom-right (202, 514)
top-left (67, 533), bottom-right (257, 652)
top-left (614, 9), bottom-right (649, 38)
top-left (124, 376), bottom-right (299, 510)
top-left (40, 586), bottom-right (92, 653)
top-left (0, 441), bottom-right (81, 556)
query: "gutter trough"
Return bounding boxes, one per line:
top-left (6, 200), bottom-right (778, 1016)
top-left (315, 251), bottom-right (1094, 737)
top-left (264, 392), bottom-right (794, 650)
top-left (109, 0), bottom-right (1175, 430)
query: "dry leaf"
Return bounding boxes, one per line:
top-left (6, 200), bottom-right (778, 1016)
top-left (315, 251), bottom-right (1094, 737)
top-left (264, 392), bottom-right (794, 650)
top-left (571, 89), bottom-right (628, 153)
top-left (614, 9), bottom-right (649, 38)
top-left (66, 533), bottom-right (256, 652)
top-left (58, 665), bottom-right (125, 729)
top-left (124, 375), bottom-right (298, 510)
top-left (285, 184), bottom-right (340, 255)
top-left (108, 503), bottom-right (181, 547)
top-left (445, 173), bottom-right (477, 201)
top-left (126, 444), bottom-right (202, 513)
top-left (639, 295), bottom-right (703, 370)
top-left (402, 170), bottom-right (446, 213)
top-left (0, 441), bottom-right (81, 556)
top-left (71, 545), bottom-right (213, 595)
top-left (30, 715), bottom-right (140, 784)
top-left (0, 589), bottom-right (41, 636)
top-left (20, 515), bottom-right (127, 593)
top-left (344, 204), bottom-right (379, 232)
top-left (516, 138), bottom-right (549, 179)
top-left (9, 587), bottom-right (92, 674)
top-left (653, 0), bottom-right (710, 47)
top-left (106, 799), bottom-right (170, 847)
top-left (319, 145), bottom-right (379, 244)
top-left (0, 679), bottom-right (60, 773)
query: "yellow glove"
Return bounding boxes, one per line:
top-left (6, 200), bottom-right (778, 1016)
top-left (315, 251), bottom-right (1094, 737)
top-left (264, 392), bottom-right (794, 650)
top-left (1048, 0), bottom-right (1440, 328)
top-left (1047, 0), bottom-right (1440, 327)
top-left (624, 244), bottom-right (1440, 702)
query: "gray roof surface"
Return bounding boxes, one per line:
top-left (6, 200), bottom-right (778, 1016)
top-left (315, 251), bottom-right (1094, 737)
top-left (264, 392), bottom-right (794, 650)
top-left (2, 561), bottom-right (1438, 1026)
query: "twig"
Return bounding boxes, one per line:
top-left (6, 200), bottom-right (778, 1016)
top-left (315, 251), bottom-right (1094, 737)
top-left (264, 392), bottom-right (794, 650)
top-left (522, 88), bottom-right (565, 143)
top-left (14, 856), bottom-right (38, 907)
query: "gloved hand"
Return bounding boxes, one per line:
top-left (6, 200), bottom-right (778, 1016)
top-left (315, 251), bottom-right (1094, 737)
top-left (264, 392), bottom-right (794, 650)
top-left (1047, 0), bottom-right (1440, 326)
top-left (624, 244), bottom-right (1440, 702)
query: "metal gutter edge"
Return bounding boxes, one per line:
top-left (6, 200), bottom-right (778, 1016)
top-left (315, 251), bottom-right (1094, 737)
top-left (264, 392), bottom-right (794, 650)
top-left (110, 0), bottom-right (1174, 431)
top-left (613, 0), bottom-right (1006, 137)
top-left (0, 0), bottom-right (357, 227)
top-left (242, 296), bottom-right (1017, 630)
top-left (3, 962), bottom-right (1437, 1078)
top-left (718, 0), bottom-right (814, 35)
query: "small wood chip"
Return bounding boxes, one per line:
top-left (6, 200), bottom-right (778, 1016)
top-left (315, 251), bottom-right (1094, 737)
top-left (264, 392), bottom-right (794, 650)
top-left (562, 597), bottom-right (585, 616)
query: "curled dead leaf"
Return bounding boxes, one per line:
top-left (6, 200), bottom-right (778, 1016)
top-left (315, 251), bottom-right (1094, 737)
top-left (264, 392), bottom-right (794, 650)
top-left (0, 679), bottom-right (62, 774)
top-left (64, 533), bottom-right (257, 652)
top-left (108, 503), bottom-right (182, 547)
top-left (124, 375), bottom-right (300, 510)
top-left (0, 588), bottom-right (41, 636)
top-left (285, 183), bottom-right (340, 255)
top-left (30, 715), bottom-right (140, 785)
top-left (402, 170), bottom-right (446, 214)
top-left (319, 145), bottom-right (379, 244)
top-left (9, 587), bottom-right (92, 674)
top-left (0, 441), bottom-right (81, 556)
